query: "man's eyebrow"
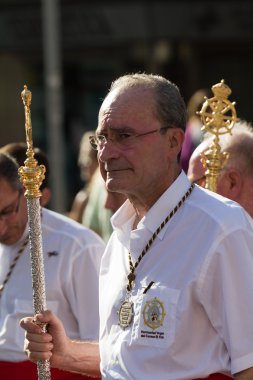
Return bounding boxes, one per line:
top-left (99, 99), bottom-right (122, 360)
top-left (97, 126), bottom-right (135, 134)
top-left (112, 126), bottom-right (135, 133)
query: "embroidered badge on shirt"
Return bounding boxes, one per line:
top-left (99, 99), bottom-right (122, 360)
top-left (136, 287), bottom-right (179, 347)
top-left (142, 297), bottom-right (166, 330)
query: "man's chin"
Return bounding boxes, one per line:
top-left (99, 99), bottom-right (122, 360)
top-left (106, 179), bottom-right (125, 193)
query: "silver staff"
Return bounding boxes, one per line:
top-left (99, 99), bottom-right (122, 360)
top-left (19, 85), bottom-right (51, 380)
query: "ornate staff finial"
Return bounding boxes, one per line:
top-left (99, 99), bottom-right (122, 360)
top-left (19, 85), bottom-right (46, 198)
top-left (197, 79), bottom-right (239, 192)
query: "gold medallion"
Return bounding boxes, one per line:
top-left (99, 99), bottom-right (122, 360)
top-left (118, 300), bottom-right (134, 329)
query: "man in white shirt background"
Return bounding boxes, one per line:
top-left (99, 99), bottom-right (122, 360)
top-left (0, 150), bottom-right (104, 380)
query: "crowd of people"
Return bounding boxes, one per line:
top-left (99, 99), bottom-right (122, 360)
top-left (1, 73), bottom-right (253, 379)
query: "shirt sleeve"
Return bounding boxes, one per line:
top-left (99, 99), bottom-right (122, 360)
top-left (62, 234), bottom-right (105, 341)
top-left (198, 226), bottom-right (253, 374)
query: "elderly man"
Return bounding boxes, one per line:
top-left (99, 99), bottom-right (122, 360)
top-left (187, 121), bottom-right (253, 218)
top-left (0, 152), bottom-right (104, 380)
top-left (21, 74), bottom-right (253, 379)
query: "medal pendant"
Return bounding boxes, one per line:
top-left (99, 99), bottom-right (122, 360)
top-left (0, 284), bottom-right (3, 291)
top-left (118, 300), bottom-right (134, 329)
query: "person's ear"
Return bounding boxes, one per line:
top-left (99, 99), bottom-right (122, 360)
top-left (217, 168), bottom-right (242, 200)
top-left (167, 128), bottom-right (184, 156)
top-left (40, 188), bottom-right (52, 207)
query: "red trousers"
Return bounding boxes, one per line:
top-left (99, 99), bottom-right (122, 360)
top-left (0, 361), bottom-right (229, 380)
top-left (0, 360), bottom-right (101, 379)
top-left (194, 375), bottom-right (230, 379)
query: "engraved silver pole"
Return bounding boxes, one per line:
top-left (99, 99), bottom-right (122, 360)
top-left (27, 198), bottom-right (50, 379)
top-left (19, 85), bottom-right (51, 380)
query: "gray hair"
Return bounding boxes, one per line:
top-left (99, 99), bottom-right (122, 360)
top-left (218, 121), bottom-right (253, 176)
top-left (108, 73), bottom-right (186, 131)
top-left (0, 153), bottom-right (22, 191)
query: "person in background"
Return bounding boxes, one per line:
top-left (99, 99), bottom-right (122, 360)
top-left (68, 131), bottom-right (98, 223)
top-left (21, 73), bottom-right (253, 379)
top-left (180, 88), bottom-right (210, 173)
top-left (187, 121), bottom-right (253, 218)
top-left (0, 142), bottom-right (51, 207)
top-left (82, 167), bottom-right (113, 242)
top-left (69, 133), bottom-right (125, 239)
top-left (0, 151), bottom-right (104, 380)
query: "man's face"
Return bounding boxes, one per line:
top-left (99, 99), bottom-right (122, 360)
top-left (97, 87), bottom-right (177, 203)
top-left (187, 141), bottom-right (211, 187)
top-left (0, 179), bottom-right (27, 245)
top-left (187, 153), bottom-right (206, 187)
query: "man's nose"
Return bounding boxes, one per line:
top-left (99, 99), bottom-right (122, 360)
top-left (98, 140), bottom-right (120, 162)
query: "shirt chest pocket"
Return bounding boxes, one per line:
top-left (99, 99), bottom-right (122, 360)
top-left (130, 285), bottom-right (180, 349)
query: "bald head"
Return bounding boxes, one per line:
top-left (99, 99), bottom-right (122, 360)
top-left (187, 138), bottom-right (210, 185)
top-left (187, 121), bottom-right (253, 217)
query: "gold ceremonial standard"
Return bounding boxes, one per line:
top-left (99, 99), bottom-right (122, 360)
top-left (19, 85), bottom-right (51, 380)
top-left (19, 86), bottom-right (45, 198)
top-left (197, 79), bottom-right (239, 192)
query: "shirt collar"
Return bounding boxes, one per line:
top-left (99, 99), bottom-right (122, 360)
top-left (139, 171), bottom-right (191, 238)
top-left (111, 171), bottom-right (192, 241)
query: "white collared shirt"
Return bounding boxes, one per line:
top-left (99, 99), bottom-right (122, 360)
top-left (0, 208), bottom-right (105, 362)
top-left (99, 171), bottom-right (253, 379)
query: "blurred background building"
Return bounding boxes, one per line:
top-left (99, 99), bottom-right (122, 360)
top-left (0, 0), bottom-right (252, 211)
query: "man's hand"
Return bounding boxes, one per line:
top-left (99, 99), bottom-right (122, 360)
top-left (20, 309), bottom-right (69, 368)
top-left (20, 310), bottom-right (101, 376)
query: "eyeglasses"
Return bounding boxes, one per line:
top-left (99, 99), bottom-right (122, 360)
top-left (89, 126), bottom-right (171, 151)
top-left (0, 190), bottom-right (22, 221)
